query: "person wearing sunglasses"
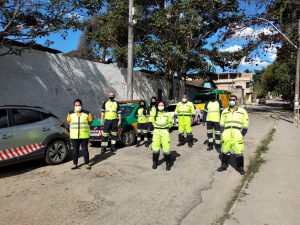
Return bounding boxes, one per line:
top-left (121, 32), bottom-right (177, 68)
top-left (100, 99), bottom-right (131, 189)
top-left (217, 95), bottom-right (249, 175)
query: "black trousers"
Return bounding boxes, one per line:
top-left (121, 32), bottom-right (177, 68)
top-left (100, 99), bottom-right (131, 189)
top-left (71, 139), bottom-right (89, 165)
top-left (102, 119), bottom-right (118, 148)
top-left (137, 123), bottom-right (149, 142)
top-left (206, 121), bottom-right (221, 147)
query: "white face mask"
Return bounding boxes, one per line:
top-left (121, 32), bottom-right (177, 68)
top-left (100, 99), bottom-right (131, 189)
top-left (182, 98), bottom-right (187, 103)
top-left (74, 106), bottom-right (82, 112)
top-left (158, 106), bottom-right (164, 111)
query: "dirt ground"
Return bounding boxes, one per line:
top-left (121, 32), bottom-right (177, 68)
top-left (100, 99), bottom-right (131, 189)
top-left (0, 113), bottom-right (275, 225)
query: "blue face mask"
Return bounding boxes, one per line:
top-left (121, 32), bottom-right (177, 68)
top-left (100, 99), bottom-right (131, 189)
top-left (229, 100), bottom-right (236, 107)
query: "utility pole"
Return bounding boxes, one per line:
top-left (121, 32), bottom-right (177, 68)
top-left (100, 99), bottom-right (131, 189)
top-left (127, 0), bottom-right (134, 100)
top-left (294, 19), bottom-right (300, 125)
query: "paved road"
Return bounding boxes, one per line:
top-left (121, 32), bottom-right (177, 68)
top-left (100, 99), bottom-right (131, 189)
top-left (224, 119), bottom-right (300, 225)
top-left (0, 111), bottom-right (276, 225)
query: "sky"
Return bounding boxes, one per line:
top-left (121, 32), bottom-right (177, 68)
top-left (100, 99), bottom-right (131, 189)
top-left (34, 1), bottom-right (277, 74)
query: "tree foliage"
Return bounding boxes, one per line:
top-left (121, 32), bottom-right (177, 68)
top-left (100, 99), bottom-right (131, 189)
top-left (0, 0), bottom-right (103, 54)
top-left (248, 0), bottom-right (299, 101)
top-left (78, 0), bottom-right (245, 99)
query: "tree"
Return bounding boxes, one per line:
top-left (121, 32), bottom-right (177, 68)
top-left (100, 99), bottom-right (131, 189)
top-left (82, 1), bottom-right (245, 99)
top-left (0, 0), bottom-right (103, 55)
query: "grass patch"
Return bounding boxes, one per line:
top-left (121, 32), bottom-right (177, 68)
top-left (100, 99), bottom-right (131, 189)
top-left (214, 128), bottom-right (276, 225)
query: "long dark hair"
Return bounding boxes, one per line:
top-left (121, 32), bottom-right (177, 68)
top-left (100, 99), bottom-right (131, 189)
top-left (150, 97), bottom-right (157, 107)
top-left (138, 100), bottom-right (147, 115)
top-left (155, 101), bottom-right (166, 119)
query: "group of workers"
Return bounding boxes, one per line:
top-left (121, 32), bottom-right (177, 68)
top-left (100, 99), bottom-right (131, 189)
top-left (67, 91), bottom-right (249, 175)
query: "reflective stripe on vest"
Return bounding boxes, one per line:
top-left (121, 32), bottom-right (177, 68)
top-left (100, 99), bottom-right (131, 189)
top-left (148, 107), bottom-right (156, 122)
top-left (176, 102), bottom-right (194, 116)
top-left (69, 112), bottom-right (90, 139)
top-left (137, 108), bottom-right (148, 123)
top-left (153, 112), bottom-right (171, 129)
top-left (222, 107), bottom-right (248, 129)
top-left (104, 101), bottom-right (118, 120)
top-left (206, 101), bottom-right (221, 122)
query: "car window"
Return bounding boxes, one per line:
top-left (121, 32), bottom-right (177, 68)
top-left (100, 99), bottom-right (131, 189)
top-left (166, 105), bottom-right (176, 112)
top-left (12, 109), bottom-right (42, 126)
top-left (0, 109), bottom-right (8, 128)
top-left (121, 105), bottom-right (135, 117)
top-left (193, 94), bottom-right (212, 104)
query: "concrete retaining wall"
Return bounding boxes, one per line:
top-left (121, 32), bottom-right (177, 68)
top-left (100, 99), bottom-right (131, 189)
top-left (0, 48), bottom-right (168, 120)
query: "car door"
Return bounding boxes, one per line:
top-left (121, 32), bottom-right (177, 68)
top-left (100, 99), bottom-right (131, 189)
top-left (0, 109), bottom-right (14, 151)
top-left (11, 108), bottom-right (51, 159)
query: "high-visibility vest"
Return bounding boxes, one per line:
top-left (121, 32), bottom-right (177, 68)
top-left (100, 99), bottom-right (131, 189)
top-left (69, 111), bottom-right (90, 139)
top-left (153, 111), bottom-right (173, 129)
top-left (220, 107), bottom-right (249, 130)
top-left (175, 101), bottom-right (195, 116)
top-left (206, 101), bottom-right (221, 122)
top-left (137, 108), bottom-right (148, 123)
top-left (148, 106), bottom-right (156, 123)
top-left (104, 101), bottom-right (119, 120)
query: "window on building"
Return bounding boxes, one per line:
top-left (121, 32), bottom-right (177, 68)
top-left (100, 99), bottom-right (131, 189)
top-left (246, 82), bottom-right (250, 88)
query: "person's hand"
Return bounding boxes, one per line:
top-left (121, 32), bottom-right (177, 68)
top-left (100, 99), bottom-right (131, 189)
top-left (202, 122), bottom-right (206, 127)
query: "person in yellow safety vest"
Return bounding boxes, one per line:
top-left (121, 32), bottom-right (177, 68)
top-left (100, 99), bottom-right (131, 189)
top-left (202, 93), bottom-right (223, 152)
top-left (100, 92), bottom-right (122, 154)
top-left (67, 99), bottom-right (93, 170)
top-left (217, 95), bottom-right (249, 175)
top-left (175, 94), bottom-right (196, 148)
top-left (152, 101), bottom-right (174, 171)
top-left (147, 97), bottom-right (157, 145)
top-left (135, 100), bottom-right (150, 147)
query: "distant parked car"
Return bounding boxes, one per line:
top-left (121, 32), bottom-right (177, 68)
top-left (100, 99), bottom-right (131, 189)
top-left (0, 105), bottom-right (69, 168)
top-left (258, 98), bottom-right (266, 104)
top-left (166, 103), bottom-right (202, 127)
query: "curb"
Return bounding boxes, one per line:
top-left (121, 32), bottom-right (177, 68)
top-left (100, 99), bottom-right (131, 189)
top-left (278, 116), bottom-right (294, 124)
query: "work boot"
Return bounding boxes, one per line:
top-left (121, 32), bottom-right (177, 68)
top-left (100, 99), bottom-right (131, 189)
top-left (216, 146), bottom-right (221, 153)
top-left (152, 152), bottom-right (159, 169)
top-left (146, 138), bottom-right (151, 148)
top-left (85, 164), bottom-right (91, 170)
top-left (111, 145), bottom-right (117, 154)
top-left (164, 154), bottom-right (172, 171)
top-left (236, 156), bottom-right (245, 175)
top-left (110, 144), bottom-right (117, 154)
top-left (71, 164), bottom-right (78, 170)
top-left (207, 144), bottom-right (214, 151)
top-left (217, 153), bottom-right (230, 172)
top-left (101, 148), bottom-right (106, 154)
top-left (136, 141), bottom-right (141, 147)
top-left (145, 139), bottom-right (149, 147)
top-left (177, 134), bottom-right (185, 146)
top-left (187, 134), bottom-right (193, 148)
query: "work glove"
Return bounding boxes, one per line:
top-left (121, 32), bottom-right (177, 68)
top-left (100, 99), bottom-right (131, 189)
top-left (241, 128), bottom-right (248, 136)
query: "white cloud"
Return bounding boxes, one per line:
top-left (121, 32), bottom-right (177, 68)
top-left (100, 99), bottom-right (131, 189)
top-left (264, 44), bottom-right (278, 62)
top-left (66, 12), bottom-right (84, 21)
top-left (232, 27), bottom-right (278, 40)
top-left (220, 45), bottom-right (242, 52)
top-left (240, 56), bottom-right (271, 67)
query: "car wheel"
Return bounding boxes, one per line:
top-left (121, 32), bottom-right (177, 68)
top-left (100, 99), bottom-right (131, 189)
top-left (122, 128), bottom-right (136, 146)
top-left (45, 140), bottom-right (68, 165)
top-left (196, 116), bottom-right (201, 125)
